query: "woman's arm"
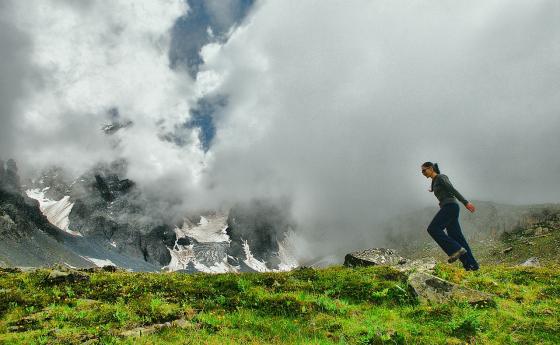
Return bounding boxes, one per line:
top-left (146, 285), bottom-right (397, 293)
top-left (440, 175), bottom-right (469, 206)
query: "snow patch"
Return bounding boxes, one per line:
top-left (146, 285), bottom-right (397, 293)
top-left (198, 216), bottom-right (209, 226)
top-left (26, 188), bottom-right (82, 236)
top-left (164, 244), bottom-right (238, 273)
top-left (242, 240), bottom-right (268, 272)
top-left (84, 257), bottom-right (116, 267)
top-left (175, 212), bottom-right (230, 243)
top-left (277, 231), bottom-right (300, 271)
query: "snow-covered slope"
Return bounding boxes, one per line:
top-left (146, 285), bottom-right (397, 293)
top-left (83, 256), bottom-right (116, 267)
top-left (165, 213), bottom-right (236, 273)
top-left (164, 213), bottom-right (299, 273)
top-left (175, 214), bottom-right (230, 243)
top-left (276, 230), bottom-right (300, 271)
top-left (242, 239), bottom-right (268, 272)
top-left (26, 188), bottom-right (82, 236)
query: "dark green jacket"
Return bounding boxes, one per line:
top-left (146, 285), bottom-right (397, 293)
top-left (431, 174), bottom-right (469, 207)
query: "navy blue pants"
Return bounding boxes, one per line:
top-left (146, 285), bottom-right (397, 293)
top-left (427, 203), bottom-right (479, 269)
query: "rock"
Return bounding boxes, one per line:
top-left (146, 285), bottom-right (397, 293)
top-left (4, 159), bottom-right (21, 193)
top-left (80, 265), bottom-right (119, 273)
top-left (45, 270), bottom-right (90, 284)
top-left (0, 267), bottom-right (22, 273)
top-left (343, 248), bottom-right (436, 274)
top-left (534, 227), bottom-right (543, 236)
top-left (502, 247), bottom-right (513, 254)
top-left (1, 213), bottom-right (14, 225)
top-left (344, 248), bottom-right (407, 268)
top-left (119, 318), bottom-right (193, 337)
top-left (0, 213), bottom-right (16, 234)
top-left (520, 257), bottom-right (540, 267)
top-left (408, 271), bottom-right (495, 307)
top-left (393, 257), bottom-right (437, 273)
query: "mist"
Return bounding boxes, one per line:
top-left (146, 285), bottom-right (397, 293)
top-left (1, 1), bottom-right (559, 260)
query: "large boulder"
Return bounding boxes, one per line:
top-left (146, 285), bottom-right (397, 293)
top-left (408, 271), bottom-right (495, 307)
top-left (393, 257), bottom-right (437, 273)
top-left (344, 248), bottom-right (436, 273)
top-left (344, 248), bottom-right (407, 267)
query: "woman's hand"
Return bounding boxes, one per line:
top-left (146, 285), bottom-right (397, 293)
top-left (466, 202), bottom-right (476, 213)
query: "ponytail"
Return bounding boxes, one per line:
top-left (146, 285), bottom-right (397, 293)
top-left (422, 161), bottom-right (441, 174)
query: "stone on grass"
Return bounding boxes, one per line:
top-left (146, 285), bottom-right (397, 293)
top-left (46, 270), bottom-right (90, 284)
top-left (344, 248), bottom-right (407, 267)
top-left (393, 257), bottom-right (437, 273)
top-left (344, 248), bottom-right (435, 273)
top-left (408, 271), bottom-right (495, 307)
top-left (119, 318), bottom-right (193, 337)
top-left (519, 257), bottom-right (540, 267)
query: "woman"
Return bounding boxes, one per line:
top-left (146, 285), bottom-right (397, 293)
top-left (421, 162), bottom-right (479, 271)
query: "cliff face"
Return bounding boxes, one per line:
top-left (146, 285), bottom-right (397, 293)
top-left (0, 180), bottom-right (93, 268)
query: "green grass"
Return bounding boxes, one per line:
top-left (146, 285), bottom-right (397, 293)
top-left (1, 263), bottom-right (559, 344)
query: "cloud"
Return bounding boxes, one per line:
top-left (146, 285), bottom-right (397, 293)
top-left (2, 0), bottom-right (209, 202)
top-left (197, 0), bottom-right (560, 258)
top-left (0, 1), bottom-right (33, 158)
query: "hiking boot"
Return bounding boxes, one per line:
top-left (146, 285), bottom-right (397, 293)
top-left (448, 247), bottom-right (467, 263)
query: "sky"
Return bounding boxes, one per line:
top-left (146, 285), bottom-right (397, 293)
top-left (1, 0), bottom-right (559, 259)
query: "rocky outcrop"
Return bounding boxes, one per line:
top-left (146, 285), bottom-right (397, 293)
top-left (344, 248), bottom-right (437, 273)
top-left (344, 248), bottom-right (494, 306)
top-left (0, 161), bottom-right (161, 270)
top-left (65, 162), bottom-right (175, 266)
top-left (0, 186), bottom-right (95, 268)
top-left (45, 269), bottom-right (90, 284)
top-left (408, 271), bottom-right (495, 307)
top-left (0, 159), bottom-right (21, 194)
top-left (393, 257), bottom-right (437, 273)
top-left (344, 248), bottom-right (408, 267)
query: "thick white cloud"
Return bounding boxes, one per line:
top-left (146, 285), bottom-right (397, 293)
top-left (198, 0), bottom-right (560, 258)
top-left (5, 0), bottom-right (206, 198)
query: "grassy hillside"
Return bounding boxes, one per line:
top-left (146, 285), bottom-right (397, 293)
top-left (1, 262), bottom-right (559, 344)
top-left (1, 208), bottom-right (559, 344)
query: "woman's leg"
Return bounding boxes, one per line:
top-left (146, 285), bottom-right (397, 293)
top-left (446, 205), bottom-right (479, 269)
top-left (427, 205), bottom-right (463, 256)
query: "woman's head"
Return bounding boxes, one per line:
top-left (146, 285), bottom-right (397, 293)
top-left (421, 162), bottom-right (440, 177)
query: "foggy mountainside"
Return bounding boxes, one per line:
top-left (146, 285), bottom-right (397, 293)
top-left (2, 158), bottom-right (558, 272)
top-left (0, 159), bottom-right (298, 273)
